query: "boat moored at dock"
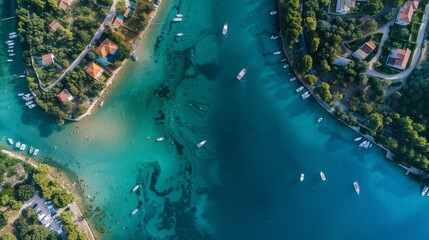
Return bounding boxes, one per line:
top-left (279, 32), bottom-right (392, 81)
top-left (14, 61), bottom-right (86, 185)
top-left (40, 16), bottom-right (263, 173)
top-left (354, 137), bottom-right (362, 142)
top-left (7, 138), bottom-right (13, 145)
top-left (295, 86), bottom-right (304, 93)
top-left (422, 186), bottom-right (428, 196)
top-left (20, 144), bottom-right (26, 151)
top-left (33, 149), bottom-right (39, 156)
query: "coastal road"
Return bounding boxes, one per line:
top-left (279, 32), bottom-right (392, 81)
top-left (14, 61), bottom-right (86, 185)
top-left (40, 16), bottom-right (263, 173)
top-left (41, 0), bottom-right (119, 91)
top-left (366, 5), bottom-right (429, 80)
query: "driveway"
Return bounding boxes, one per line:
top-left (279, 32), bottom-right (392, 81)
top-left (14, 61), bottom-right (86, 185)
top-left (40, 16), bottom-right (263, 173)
top-left (366, 5), bottom-right (429, 80)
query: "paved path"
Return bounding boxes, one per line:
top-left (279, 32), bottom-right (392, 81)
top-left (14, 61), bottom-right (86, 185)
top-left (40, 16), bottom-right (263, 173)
top-left (366, 19), bottom-right (394, 70)
top-left (366, 5), bottom-right (429, 80)
top-left (42, 0), bottom-right (119, 91)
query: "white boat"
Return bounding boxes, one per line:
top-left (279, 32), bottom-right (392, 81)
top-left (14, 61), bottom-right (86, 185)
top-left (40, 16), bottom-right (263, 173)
top-left (273, 51), bottom-right (281, 55)
top-left (33, 149), bottom-right (39, 156)
top-left (270, 11), bottom-right (277, 15)
top-left (300, 173), bottom-right (304, 182)
top-left (317, 117), bottom-right (323, 123)
top-left (20, 144), bottom-right (26, 151)
top-left (290, 77), bottom-right (296, 82)
top-left (132, 185), bottom-right (139, 192)
top-left (196, 140), bottom-right (207, 148)
top-left (176, 33), bottom-right (184, 37)
top-left (176, 14), bottom-right (183, 17)
top-left (29, 147), bottom-right (34, 154)
top-left (320, 171), bottom-right (326, 181)
top-left (9, 35), bottom-right (17, 39)
top-left (28, 104), bottom-right (36, 109)
top-left (236, 68), bottom-right (246, 80)
top-left (8, 50), bottom-right (13, 53)
top-left (363, 141), bottom-right (370, 149)
top-left (295, 86), bottom-right (304, 93)
top-left (271, 35), bottom-right (279, 40)
top-left (25, 101), bottom-right (34, 106)
top-left (222, 22), bottom-right (228, 35)
top-left (23, 97), bottom-right (34, 101)
top-left (5, 40), bottom-right (13, 43)
top-left (156, 137), bottom-right (165, 142)
top-left (172, 17), bottom-right (183, 22)
top-left (9, 32), bottom-right (16, 35)
top-left (8, 46), bottom-right (13, 49)
top-left (16, 141), bottom-right (21, 148)
top-left (131, 209), bottom-right (138, 215)
top-left (280, 58), bottom-right (287, 62)
top-left (100, 101), bottom-right (104, 107)
top-left (7, 138), bottom-right (13, 145)
top-left (301, 91), bottom-right (310, 99)
top-left (359, 140), bottom-right (367, 148)
top-left (131, 53), bottom-right (139, 61)
top-left (17, 93), bottom-right (24, 96)
top-left (24, 93), bottom-right (31, 97)
top-left (7, 42), bottom-right (14, 46)
top-left (19, 74), bottom-right (25, 78)
top-left (9, 53), bottom-right (15, 57)
top-left (354, 137), bottom-right (362, 142)
top-left (353, 181), bottom-right (360, 195)
top-left (7, 59), bottom-right (13, 62)
top-left (283, 64), bottom-right (289, 69)
top-left (369, 143), bottom-right (373, 148)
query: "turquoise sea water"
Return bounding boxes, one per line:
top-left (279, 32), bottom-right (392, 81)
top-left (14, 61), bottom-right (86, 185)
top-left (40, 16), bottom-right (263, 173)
top-left (2, 0), bottom-right (429, 239)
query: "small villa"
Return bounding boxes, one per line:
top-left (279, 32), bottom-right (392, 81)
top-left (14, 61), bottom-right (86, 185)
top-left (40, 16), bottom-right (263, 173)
top-left (352, 41), bottom-right (377, 60)
top-left (38, 53), bottom-right (55, 67)
top-left (396, 0), bottom-right (419, 26)
top-left (57, 0), bottom-right (72, 10)
top-left (336, 0), bottom-right (355, 15)
top-left (86, 62), bottom-right (105, 80)
top-left (48, 20), bottom-right (61, 32)
top-left (95, 38), bottom-right (118, 61)
top-left (111, 14), bottom-right (124, 30)
top-left (57, 89), bottom-right (74, 104)
top-left (124, 1), bottom-right (137, 18)
top-left (387, 48), bottom-right (411, 70)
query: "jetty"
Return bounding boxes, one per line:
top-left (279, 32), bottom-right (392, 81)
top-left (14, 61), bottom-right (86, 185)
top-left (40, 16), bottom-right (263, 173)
top-left (399, 164), bottom-right (426, 176)
top-left (1, 16), bottom-right (16, 22)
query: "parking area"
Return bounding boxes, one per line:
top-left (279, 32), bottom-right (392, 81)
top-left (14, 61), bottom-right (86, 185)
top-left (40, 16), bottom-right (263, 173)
top-left (28, 194), bottom-right (64, 235)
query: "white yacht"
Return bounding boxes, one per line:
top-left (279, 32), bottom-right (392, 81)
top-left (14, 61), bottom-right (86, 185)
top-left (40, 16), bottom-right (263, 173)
top-left (132, 185), bottom-right (139, 192)
top-left (300, 173), bottom-right (304, 182)
top-left (9, 35), bottom-right (17, 39)
top-left (28, 104), bottom-right (36, 109)
top-left (9, 53), bottom-right (15, 57)
top-left (131, 209), bottom-right (138, 215)
top-left (7, 42), bottom-right (14, 46)
top-left (7, 138), bottom-right (13, 145)
top-left (15, 141), bottom-right (21, 148)
top-left (354, 137), bottom-right (362, 142)
top-left (29, 147), bottom-right (34, 154)
top-left (176, 14), bottom-right (184, 18)
top-left (33, 149), bottom-right (39, 156)
top-left (196, 140), bottom-right (207, 148)
top-left (283, 64), bottom-right (289, 69)
top-left (25, 101), bottom-right (34, 106)
top-left (8, 50), bottom-right (13, 53)
top-left (301, 91), bottom-right (310, 99)
top-left (363, 141), bottom-right (371, 149)
top-left (176, 33), bottom-right (184, 37)
top-left (359, 140), bottom-right (367, 148)
top-left (236, 68), bottom-right (246, 80)
top-left (317, 117), bottom-right (323, 123)
top-left (20, 144), bottom-right (26, 151)
top-left (280, 58), bottom-right (287, 62)
top-left (270, 11), bottom-right (277, 15)
top-left (156, 137), bottom-right (165, 142)
top-left (320, 171), bottom-right (326, 181)
top-left (295, 86), bottom-right (304, 93)
top-left (5, 40), bottom-right (13, 43)
top-left (273, 51), bottom-right (281, 55)
top-left (17, 93), bottom-right (24, 96)
top-left (353, 181), bottom-right (360, 195)
top-left (289, 77), bottom-right (296, 81)
top-left (222, 22), bottom-right (228, 35)
top-left (7, 59), bottom-right (13, 62)
top-left (271, 35), bottom-right (279, 40)
top-left (9, 32), bottom-right (17, 35)
top-left (172, 17), bottom-right (183, 22)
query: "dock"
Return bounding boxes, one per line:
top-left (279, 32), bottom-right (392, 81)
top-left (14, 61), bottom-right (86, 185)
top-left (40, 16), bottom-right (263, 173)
top-left (399, 164), bottom-right (426, 176)
top-left (1, 16), bottom-right (16, 22)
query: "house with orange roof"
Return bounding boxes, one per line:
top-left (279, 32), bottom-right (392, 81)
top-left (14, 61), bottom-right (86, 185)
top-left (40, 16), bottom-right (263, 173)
top-left (86, 62), bottom-right (105, 80)
top-left (387, 48), bottom-right (412, 70)
top-left (57, 0), bottom-right (72, 10)
top-left (111, 14), bottom-right (124, 30)
top-left (48, 20), bottom-right (62, 32)
top-left (57, 89), bottom-right (74, 104)
top-left (95, 38), bottom-right (118, 60)
top-left (352, 41), bottom-right (377, 60)
top-left (396, 0), bottom-right (419, 26)
top-left (38, 53), bottom-right (55, 67)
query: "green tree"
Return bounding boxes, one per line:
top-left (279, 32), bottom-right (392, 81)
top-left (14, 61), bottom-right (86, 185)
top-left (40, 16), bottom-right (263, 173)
top-left (303, 74), bottom-right (318, 86)
top-left (359, 103), bottom-right (373, 116)
top-left (304, 17), bottom-right (317, 31)
top-left (366, 0), bottom-right (383, 15)
top-left (386, 0), bottom-right (404, 7)
top-left (16, 184), bottom-right (35, 201)
top-left (296, 55), bottom-right (313, 74)
top-left (1, 233), bottom-right (17, 240)
top-left (116, 0), bottom-right (126, 13)
top-left (316, 82), bottom-right (333, 103)
top-left (365, 112), bottom-right (384, 133)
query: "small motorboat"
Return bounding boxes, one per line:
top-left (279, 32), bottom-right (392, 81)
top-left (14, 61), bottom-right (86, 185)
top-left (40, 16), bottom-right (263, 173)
top-left (280, 58), bottom-right (287, 62)
top-left (176, 33), bottom-right (184, 37)
top-left (20, 144), bottom-right (26, 151)
top-left (270, 11), bottom-right (277, 15)
top-left (33, 149), bottom-right (39, 156)
top-left (7, 59), bottom-right (13, 62)
top-left (273, 51), bottom-right (281, 55)
top-left (320, 171), bottom-right (326, 181)
top-left (5, 40), bottom-right (13, 44)
top-left (131, 53), bottom-right (139, 61)
top-left (176, 13), bottom-right (184, 17)
top-left (131, 209), bottom-right (138, 215)
top-left (24, 94), bottom-right (31, 97)
top-left (25, 101), bottom-right (34, 106)
top-left (8, 50), bottom-right (14, 53)
top-left (289, 77), bottom-right (296, 82)
top-left (28, 104), bottom-right (36, 109)
top-left (296, 86), bottom-right (304, 93)
top-left (19, 74), bottom-right (26, 78)
top-left (359, 140), bottom-right (367, 148)
top-left (7, 138), bottom-right (13, 145)
top-left (353, 181), bottom-right (360, 195)
top-left (317, 117), bottom-right (323, 123)
top-left (354, 137), bottom-right (362, 142)
top-left (9, 35), bottom-right (17, 39)
top-left (300, 173), bottom-right (304, 182)
top-left (172, 17), bottom-right (183, 22)
top-left (9, 32), bottom-right (16, 35)
top-left (156, 137), bottom-right (165, 142)
top-left (17, 93), bottom-right (24, 96)
top-left (236, 68), bottom-right (247, 80)
top-left (196, 140), bottom-right (207, 148)
top-left (15, 141), bottom-right (21, 148)
top-left (9, 53), bottom-right (15, 57)
top-left (283, 64), bottom-right (289, 69)
top-left (100, 101), bottom-right (104, 107)
top-left (271, 35), bottom-right (279, 40)
top-left (29, 147), bottom-right (34, 154)
top-left (132, 185), bottom-right (139, 192)
top-left (222, 22), bottom-right (228, 35)
top-left (8, 45), bottom-right (14, 49)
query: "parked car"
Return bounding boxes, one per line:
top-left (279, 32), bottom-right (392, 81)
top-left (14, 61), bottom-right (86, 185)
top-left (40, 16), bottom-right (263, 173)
top-left (45, 201), bottom-right (52, 205)
top-left (32, 203), bottom-right (38, 209)
top-left (50, 211), bottom-right (57, 217)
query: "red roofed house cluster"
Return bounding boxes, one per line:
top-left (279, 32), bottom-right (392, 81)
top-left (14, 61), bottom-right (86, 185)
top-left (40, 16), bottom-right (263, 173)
top-left (396, 0), bottom-right (419, 26)
top-left (387, 48), bottom-right (412, 70)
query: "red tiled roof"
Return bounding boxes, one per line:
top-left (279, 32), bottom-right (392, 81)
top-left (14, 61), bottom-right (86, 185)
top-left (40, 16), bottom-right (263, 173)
top-left (41, 53), bottom-right (55, 66)
top-left (48, 20), bottom-right (61, 32)
top-left (361, 41), bottom-right (376, 54)
top-left (57, 89), bottom-right (74, 104)
top-left (398, 1), bottom-right (419, 24)
top-left (388, 48), bottom-right (411, 70)
top-left (111, 15), bottom-right (124, 29)
top-left (95, 38), bottom-right (118, 58)
top-left (86, 62), bottom-right (104, 79)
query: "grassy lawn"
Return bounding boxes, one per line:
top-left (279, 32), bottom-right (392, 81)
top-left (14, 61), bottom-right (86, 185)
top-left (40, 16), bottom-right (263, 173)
top-left (345, 33), bottom-right (383, 52)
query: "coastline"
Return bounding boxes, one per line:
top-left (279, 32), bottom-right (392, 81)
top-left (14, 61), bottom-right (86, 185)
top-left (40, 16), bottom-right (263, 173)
top-left (71, 0), bottom-right (166, 121)
top-left (0, 149), bottom-right (97, 240)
